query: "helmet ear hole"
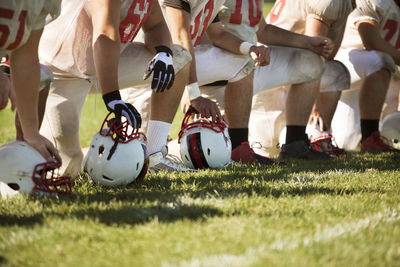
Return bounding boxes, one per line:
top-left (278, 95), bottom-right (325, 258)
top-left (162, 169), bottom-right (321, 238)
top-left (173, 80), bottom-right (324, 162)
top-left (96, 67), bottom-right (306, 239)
top-left (8, 183), bottom-right (20, 191)
top-left (98, 145), bottom-right (105, 157)
top-left (207, 148), bottom-right (211, 155)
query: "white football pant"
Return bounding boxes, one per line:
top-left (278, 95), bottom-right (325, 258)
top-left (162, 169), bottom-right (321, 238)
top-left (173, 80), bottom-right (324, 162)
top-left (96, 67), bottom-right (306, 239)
top-left (40, 43), bottom-right (191, 176)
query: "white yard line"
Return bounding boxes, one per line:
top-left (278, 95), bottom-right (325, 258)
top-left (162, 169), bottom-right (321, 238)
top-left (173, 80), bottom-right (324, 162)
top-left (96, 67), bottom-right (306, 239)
top-left (163, 206), bottom-right (400, 267)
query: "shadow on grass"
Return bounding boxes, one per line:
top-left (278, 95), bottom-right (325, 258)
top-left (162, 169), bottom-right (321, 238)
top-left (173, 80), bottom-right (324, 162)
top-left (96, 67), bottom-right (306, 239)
top-left (0, 254), bottom-right (6, 264)
top-left (0, 214), bottom-right (44, 226)
top-left (69, 203), bottom-right (222, 226)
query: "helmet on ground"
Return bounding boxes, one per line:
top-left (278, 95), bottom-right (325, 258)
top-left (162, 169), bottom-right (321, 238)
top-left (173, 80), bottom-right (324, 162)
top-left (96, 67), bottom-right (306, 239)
top-left (0, 141), bottom-right (71, 199)
top-left (83, 112), bottom-right (149, 186)
top-left (380, 111), bottom-right (400, 149)
top-left (178, 107), bottom-right (232, 169)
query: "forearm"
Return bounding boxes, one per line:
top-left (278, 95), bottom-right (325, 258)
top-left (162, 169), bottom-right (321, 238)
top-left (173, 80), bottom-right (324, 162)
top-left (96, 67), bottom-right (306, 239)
top-left (206, 23), bottom-right (245, 55)
top-left (91, 0), bottom-right (121, 95)
top-left (358, 22), bottom-right (400, 65)
top-left (10, 46), bottom-right (40, 139)
top-left (258, 24), bottom-right (311, 48)
top-left (165, 6), bottom-right (197, 83)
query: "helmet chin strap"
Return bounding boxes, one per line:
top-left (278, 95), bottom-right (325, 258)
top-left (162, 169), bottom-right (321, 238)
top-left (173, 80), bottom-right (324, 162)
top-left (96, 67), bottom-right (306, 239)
top-left (107, 135), bottom-right (120, 160)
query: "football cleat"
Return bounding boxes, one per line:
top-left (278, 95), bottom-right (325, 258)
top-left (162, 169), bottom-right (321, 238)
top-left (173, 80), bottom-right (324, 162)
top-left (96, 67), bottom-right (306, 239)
top-left (178, 107), bottom-right (232, 169)
top-left (148, 145), bottom-right (195, 172)
top-left (279, 139), bottom-right (330, 160)
top-left (310, 134), bottom-right (346, 158)
top-left (231, 141), bottom-right (284, 165)
top-left (360, 131), bottom-right (400, 153)
top-left (83, 112), bottom-right (149, 186)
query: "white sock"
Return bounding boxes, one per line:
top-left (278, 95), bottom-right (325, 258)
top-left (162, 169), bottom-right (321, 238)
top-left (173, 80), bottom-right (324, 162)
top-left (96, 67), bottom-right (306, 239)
top-left (146, 120), bottom-right (171, 155)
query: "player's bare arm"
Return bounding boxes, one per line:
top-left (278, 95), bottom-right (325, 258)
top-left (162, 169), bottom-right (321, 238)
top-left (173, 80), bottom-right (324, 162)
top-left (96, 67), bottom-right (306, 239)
top-left (142, 0), bottom-right (175, 92)
top-left (142, 0), bottom-right (173, 53)
top-left (206, 22), bottom-right (269, 66)
top-left (10, 29), bottom-right (61, 163)
top-left (357, 19), bottom-right (400, 65)
top-left (91, 0), bottom-right (142, 129)
top-left (91, 0), bottom-right (121, 96)
top-left (164, 4), bottom-right (221, 122)
top-left (256, 19), bottom-right (333, 59)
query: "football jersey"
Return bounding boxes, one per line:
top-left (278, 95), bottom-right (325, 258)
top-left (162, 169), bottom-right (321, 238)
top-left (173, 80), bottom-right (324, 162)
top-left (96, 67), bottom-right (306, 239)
top-left (341, 0), bottom-right (400, 49)
top-left (162, 0), bottom-right (225, 46)
top-left (39, 0), bottom-right (153, 79)
top-left (218, 0), bottom-right (263, 44)
top-left (266, 0), bottom-right (353, 41)
top-left (0, 0), bottom-right (60, 57)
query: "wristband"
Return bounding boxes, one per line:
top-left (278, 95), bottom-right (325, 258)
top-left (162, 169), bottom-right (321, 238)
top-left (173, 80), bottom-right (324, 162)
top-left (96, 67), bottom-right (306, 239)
top-left (239, 42), bottom-right (253, 55)
top-left (155, 45), bottom-right (173, 56)
top-left (185, 82), bottom-right (201, 100)
top-left (103, 90), bottom-right (121, 104)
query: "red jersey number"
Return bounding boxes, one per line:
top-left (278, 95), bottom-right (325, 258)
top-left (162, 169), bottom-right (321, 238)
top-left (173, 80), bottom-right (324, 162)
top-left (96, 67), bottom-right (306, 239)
top-left (268, 0), bottom-right (285, 24)
top-left (119, 0), bottom-right (153, 44)
top-left (383, 19), bottom-right (400, 49)
top-left (229, 0), bottom-right (262, 27)
top-left (0, 7), bottom-right (27, 50)
top-left (190, 0), bottom-right (214, 46)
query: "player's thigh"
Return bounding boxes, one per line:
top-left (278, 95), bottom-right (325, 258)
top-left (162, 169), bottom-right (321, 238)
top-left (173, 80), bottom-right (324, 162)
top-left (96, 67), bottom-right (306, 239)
top-left (195, 44), bottom-right (253, 85)
top-left (118, 43), bottom-right (191, 89)
top-left (253, 46), bottom-right (324, 94)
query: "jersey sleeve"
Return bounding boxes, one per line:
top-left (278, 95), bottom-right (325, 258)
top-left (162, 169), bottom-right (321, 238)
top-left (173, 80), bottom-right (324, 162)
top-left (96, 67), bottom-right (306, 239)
top-left (351, 0), bottom-right (389, 25)
top-left (305, 0), bottom-right (349, 27)
top-left (31, 0), bottom-right (62, 30)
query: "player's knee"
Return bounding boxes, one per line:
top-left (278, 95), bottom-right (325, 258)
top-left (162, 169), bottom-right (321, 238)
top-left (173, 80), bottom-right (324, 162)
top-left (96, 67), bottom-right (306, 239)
top-left (320, 60), bottom-right (351, 93)
top-left (350, 49), bottom-right (396, 78)
top-left (172, 44), bottom-right (192, 73)
top-left (294, 50), bottom-right (325, 81)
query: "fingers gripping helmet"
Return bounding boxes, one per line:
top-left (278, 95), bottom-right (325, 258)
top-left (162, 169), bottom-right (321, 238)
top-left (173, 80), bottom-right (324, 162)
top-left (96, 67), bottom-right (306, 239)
top-left (0, 141), bottom-right (72, 199)
top-left (83, 112), bottom-right (149, 186)
top-left (380, 111), bottom-right (400, 149)
top-left (178, 107), bottom-right (232, 169)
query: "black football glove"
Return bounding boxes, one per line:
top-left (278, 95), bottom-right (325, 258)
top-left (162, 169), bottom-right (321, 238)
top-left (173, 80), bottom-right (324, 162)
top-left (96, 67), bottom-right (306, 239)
top-left (103, 90), bottom-right (142, 129)
top-left (143, 46), bottom-right (174, 93)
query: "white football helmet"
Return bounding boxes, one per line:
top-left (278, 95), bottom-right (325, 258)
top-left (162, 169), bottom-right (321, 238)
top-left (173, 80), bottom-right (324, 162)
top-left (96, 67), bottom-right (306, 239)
top-left (83, 112), bottom-right (149, 186)
top-left (380, 111), bottom-right (400, 149)
top-left (178, 107), bottom-right (232, 169)
top-left (0, 141), bottom-right (71, 199)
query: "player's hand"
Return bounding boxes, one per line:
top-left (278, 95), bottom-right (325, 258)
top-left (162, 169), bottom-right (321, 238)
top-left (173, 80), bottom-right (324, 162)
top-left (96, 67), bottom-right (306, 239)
top-left (103, 90), bottom-right (142, 129)
top-left (0, 71), bottom-right (15, 111)
top-left (144, 46), bottom-right (175, 93)
top-left (24, 133), bottom-right (62, 163)
top-left (189, 96), bottom-right (222, 123)
top-left (308, 106), bottom-right (327, 132)
top-left (249, 45), bottom-right (270, 66)
top-left (308, 36), bottom-right (334, 59)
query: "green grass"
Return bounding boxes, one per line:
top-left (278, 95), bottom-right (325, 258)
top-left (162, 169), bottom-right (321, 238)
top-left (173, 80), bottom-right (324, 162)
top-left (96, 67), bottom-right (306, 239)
top-left (2, 3), bottom-right (400, 266)
top-left (1, 151), bottom-right (400, 266)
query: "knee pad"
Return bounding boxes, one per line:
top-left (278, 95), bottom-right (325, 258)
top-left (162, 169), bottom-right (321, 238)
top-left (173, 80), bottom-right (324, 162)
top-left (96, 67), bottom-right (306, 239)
top-left (320, 60), bottom-right (351, 93)
top-left (349, 49), bottom-right (395, 78)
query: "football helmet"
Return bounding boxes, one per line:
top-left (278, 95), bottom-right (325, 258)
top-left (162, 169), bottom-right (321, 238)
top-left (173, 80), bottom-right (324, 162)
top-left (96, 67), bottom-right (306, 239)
top-left (0, 141), bottom-right (71, 199)
top-left (178, 107), bottom-right (232, 169)
top-left (83, 112), bottom-right (149, 186)
top-left (380, 111), bottom-right (400, 149)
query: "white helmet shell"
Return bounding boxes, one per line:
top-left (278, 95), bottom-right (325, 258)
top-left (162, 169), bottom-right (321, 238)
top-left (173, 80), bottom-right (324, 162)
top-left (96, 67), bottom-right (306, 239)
top-left (380, 111), bottom-right (400, 149)
top-left (83, 113), bottom-right (149, 186)
top-left (178, 108), bottom-right (232, 169)
top-left (0, 141), bottom-right (71, 199)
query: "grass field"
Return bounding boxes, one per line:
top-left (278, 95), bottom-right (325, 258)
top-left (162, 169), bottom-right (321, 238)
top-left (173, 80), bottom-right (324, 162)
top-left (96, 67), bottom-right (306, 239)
top-left (2, 2), bottom-right (400, 266)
